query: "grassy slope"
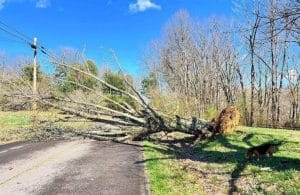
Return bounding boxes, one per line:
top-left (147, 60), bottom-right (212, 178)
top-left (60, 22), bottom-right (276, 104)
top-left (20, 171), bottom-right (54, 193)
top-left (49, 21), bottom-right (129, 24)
top-left (144, 127), bottom-right (300, 195)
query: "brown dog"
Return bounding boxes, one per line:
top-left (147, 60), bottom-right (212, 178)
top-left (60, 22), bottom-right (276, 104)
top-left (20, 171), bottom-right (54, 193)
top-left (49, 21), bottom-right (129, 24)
top-left (246, 142), bottom-right (282, 160)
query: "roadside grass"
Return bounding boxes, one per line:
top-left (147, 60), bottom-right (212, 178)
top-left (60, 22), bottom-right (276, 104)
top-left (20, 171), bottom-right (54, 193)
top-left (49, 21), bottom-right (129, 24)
top-left (0, 111), bottom-right (51, 143)
top-left (0, 111), bottom-right (33, 129)
top-left (0, 110), bottom-right (96, 144)
top-left (144, 141), bottom-right (204, 195)
top-left (144, 127), bottom-right (300, 194)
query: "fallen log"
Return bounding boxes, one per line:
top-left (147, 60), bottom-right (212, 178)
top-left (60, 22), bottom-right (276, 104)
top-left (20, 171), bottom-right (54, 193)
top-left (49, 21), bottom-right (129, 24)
top-left (78, 132), bottom-right (132, 142)
top-left (2, 53), bottom-right (240, 143)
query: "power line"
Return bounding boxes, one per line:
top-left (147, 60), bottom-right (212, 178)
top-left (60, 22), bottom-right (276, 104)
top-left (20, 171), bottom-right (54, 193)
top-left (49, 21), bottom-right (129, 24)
top-left (0, 21), bottom-right (55, 56)
top-left (0, 35), bottom-right (27, 45)
top-left (0, 25), bottom-right (30, 45)
top-left (0, 20), bottom-right (55, 60)
top-left (0, 20), bottom-right (32, 44)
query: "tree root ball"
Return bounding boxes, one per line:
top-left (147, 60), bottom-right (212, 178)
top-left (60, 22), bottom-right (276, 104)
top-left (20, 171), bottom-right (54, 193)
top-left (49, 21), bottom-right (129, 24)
top-left (212, 106), bottom-right (240, 135)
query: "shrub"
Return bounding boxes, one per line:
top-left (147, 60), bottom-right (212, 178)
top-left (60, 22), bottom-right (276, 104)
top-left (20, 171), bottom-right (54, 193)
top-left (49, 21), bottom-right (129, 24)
top-left (203, 106), bottom-right (219, 121)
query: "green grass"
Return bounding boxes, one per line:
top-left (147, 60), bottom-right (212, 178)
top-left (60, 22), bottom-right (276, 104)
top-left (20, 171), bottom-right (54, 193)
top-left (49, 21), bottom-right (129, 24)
top-left (0, 111), bottom-right (39, 143)
top-left (0, 111), bottom-right (32, 129)
top-left (144, 141), bottom-right (204, 195)
top-left (0, 111), bottom-right (96, 144)
top-left (144, 127), bottom-right (300, 195)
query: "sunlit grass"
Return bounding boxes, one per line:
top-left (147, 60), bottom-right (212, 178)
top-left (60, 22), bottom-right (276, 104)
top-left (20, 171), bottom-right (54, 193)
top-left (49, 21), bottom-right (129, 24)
top-left (0, 111), bottom-right (58, 143)
top-left (144, 127), bottom-right (300, 194)
top-left (144, 141), bottom-right (204, 195)
top-left (0, 110), bottom-right (96, 144)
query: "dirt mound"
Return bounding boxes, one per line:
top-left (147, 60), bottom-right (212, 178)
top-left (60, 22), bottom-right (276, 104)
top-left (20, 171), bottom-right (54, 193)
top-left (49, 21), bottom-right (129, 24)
top-left (212, 106), bottom-right (240, 135)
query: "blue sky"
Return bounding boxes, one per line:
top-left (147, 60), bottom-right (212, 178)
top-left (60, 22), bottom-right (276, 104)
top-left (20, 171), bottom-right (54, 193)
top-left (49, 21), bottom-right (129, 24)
top-left (0, 0), bottom-right (233, 76)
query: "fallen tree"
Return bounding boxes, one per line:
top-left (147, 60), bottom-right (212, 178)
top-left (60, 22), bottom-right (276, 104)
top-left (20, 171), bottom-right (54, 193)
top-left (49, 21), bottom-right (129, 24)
top-left (1, 51), bottom-right (240, 143)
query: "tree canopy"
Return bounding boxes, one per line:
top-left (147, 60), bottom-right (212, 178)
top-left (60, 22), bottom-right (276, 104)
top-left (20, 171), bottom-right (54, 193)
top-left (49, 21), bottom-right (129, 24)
top-left (56, 60), bottom-right (98, 93)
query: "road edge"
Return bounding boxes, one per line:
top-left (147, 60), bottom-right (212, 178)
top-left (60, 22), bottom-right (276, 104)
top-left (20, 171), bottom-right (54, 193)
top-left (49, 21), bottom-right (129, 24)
top-left (140, 141), bottom-right (151, 195)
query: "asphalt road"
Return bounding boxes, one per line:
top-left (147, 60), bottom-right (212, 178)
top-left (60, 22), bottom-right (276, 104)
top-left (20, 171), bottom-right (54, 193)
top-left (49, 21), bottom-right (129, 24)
top-left (0, 139), bottom-right (149, 195)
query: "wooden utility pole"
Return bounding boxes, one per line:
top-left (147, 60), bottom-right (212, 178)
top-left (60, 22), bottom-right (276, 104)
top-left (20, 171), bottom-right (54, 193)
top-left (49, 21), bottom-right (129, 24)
top-left (32, 37), bottom-right (37, 111)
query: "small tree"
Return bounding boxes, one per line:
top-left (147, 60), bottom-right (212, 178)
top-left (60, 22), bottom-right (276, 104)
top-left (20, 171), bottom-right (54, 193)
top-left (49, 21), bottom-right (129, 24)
top-left (141, 72), bottom-right (158, 95)
top-left (56, 60), bottom-right (98, 93)
top-left (21, 64), bottom-right (43, 82)
top-left (103, 70), bottom-right (136, 111)
top-left (103, 71), bottom-right (127, 94)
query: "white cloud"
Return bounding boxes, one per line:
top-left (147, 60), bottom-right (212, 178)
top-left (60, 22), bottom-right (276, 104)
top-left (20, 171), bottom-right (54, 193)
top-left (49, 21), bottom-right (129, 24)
top-left (36, 0), bottom-right (50, 8)
top-left (129, 0), bottom-right (161, 13)
top-left (0, 0), bottom-right (51, 10)
top-left (0, 0), bottom-right (6, 10)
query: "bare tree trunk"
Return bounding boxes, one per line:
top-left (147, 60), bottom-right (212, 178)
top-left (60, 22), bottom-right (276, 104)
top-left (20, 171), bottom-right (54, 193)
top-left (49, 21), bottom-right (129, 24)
top-left (236, 65), bottom-right (249, 125)
top-left (248, 12), bottom-right (261, 126)
top-left (269, 3), bottom-right (279, 128)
